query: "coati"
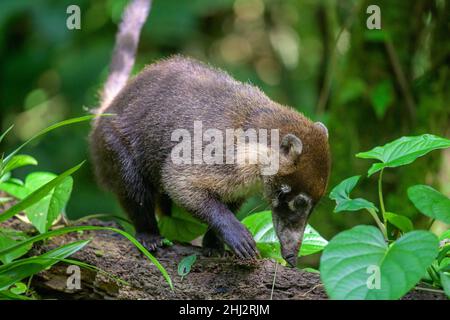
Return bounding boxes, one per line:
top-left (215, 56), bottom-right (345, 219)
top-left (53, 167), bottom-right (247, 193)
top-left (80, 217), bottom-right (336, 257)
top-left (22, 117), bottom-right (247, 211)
top-left (90, 0), bottom-right (331, 267)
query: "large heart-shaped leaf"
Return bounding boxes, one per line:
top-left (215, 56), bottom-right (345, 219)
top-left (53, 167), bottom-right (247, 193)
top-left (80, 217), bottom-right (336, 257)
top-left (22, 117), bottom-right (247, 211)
top-left (320, 225), bottom-right (439, 300)
top-left (329, 176), bottom-right (378, 213)
top-left (408, 185), bottom-right (450, 224)
top-left (158, 205), bottom-right (207, 243)
top-left (356, 134), bottom-right (450, 176)
top-left (242, 211), bottom-right (328, 262)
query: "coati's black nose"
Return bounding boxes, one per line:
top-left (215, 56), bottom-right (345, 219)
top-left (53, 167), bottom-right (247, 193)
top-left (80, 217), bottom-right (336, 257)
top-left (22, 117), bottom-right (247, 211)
top-left (284, 254), bottom-right (297, 267)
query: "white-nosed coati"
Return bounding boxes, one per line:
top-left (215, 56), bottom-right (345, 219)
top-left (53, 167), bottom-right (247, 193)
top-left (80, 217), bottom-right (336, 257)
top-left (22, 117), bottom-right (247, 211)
top-left (90, 0), bottom-right (331, 266)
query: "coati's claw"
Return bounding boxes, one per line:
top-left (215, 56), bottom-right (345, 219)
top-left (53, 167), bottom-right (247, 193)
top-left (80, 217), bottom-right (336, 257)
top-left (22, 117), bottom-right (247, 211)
top-left (136, 233), bottom-right (164, 252)
top-left (220, 222), bottom-right (259, 260)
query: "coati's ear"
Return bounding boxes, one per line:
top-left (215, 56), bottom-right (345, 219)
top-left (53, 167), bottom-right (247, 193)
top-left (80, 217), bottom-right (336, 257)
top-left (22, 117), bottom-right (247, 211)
top-left (315, 122), bottom-right (328, 138)
top-left (280, 134), bottom-right (303, 163)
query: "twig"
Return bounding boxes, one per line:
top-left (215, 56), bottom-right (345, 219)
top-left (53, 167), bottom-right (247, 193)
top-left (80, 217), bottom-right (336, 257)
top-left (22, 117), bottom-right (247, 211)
top-left (270, 262), bottom-right (279, 300)
top-left (316, 2), bottom-right (361, 114)
top-left (384, 38), bottom-right (416, 122)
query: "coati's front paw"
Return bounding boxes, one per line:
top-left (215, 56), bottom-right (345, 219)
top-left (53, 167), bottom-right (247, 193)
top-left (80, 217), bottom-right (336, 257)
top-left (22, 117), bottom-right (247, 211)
top-left (220, 222), bottom-right (258, 259)
top-left (136, 232), bottom-right (164, 252)
top-left (202, 230), bottom-right (226, 257)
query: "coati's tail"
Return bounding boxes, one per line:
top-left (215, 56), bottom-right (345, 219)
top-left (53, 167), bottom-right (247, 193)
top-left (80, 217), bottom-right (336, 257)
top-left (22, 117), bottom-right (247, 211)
top-left (95, 0), bottom-right (152, 116)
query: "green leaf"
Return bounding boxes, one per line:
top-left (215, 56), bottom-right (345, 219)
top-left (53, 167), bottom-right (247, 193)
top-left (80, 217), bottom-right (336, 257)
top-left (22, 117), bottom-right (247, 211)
top-left (370, 80), bottom-right (394, 119)
top-left (0, 228), bottom-right (32, 264)
top-left (158, 205), bottom-right (207, 242)
top-left (1, 155), bottom-right (37, 176)
top-left (356, 134), bottom-right (450, 176)
top-left (0, 239), bottom-right (90, 290)
top-left (0, 225), bottom-right (172, 289)
top-left (178, 254), bottom-right (197, 278)
top-left (9, 282), bottom-right (27, 295)
top-left (385, 212), bottom-right (413, 233)
top-left (242, 211), bottom-right (328, 262)
top-left (0, 289), bottom-right (32, 300)
top-left (22, 172), bottom-right (73, 233)
top-left (0, 179), bottom-right (28, 200)
top-left (408, 185), bottom-right (450, 224)
top-left (440, 272), bottom-right (450, 298)
top-left (440, 230), bottom-right (450, 241)
top-left (320, 226), bottom-right (439, 300)
top-left (329, 176), bottom-right (378, 213)
top-left (438, 246), bottom-right (450, 266)
top-left (0, 162), bottom-right (84, 223)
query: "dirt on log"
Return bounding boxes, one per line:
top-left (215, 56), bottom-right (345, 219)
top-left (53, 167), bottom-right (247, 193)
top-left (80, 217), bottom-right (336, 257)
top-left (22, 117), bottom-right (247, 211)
top-left (2, 218), bottom-right (446, 300)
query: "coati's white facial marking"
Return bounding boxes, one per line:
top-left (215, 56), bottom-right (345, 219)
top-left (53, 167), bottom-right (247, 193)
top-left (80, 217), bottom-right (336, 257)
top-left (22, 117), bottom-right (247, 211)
top-left (280, 184), bottom-right (291, 194)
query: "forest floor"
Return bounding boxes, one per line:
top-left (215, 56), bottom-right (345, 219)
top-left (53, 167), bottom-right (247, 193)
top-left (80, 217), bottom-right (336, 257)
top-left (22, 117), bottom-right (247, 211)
top-left (2, 218), bottom-right (447, 300)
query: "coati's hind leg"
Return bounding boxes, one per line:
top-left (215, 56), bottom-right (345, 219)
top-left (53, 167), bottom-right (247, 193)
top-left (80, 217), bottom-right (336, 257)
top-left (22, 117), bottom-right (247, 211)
top-left (93, 126), bottom-right (163, 251)
top-left (118, 189), bottom-right (163, 251)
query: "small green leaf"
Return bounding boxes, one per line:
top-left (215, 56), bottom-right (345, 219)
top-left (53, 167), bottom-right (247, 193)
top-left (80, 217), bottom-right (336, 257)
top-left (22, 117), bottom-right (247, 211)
top-left (0, 162), bottom-right (84, 223)
top-left (357, 134), bottom-right (450, 176)
top-left (437, 246), bottom-right (450, 266)
top-left (408, 185), bottom-right (450, 224)
top-left (0, 179), bottom-right (28, 200)
top-left (320, 226), bottom-right (439, 300)
top-left (0, 228), bottom-right (32, 264)
top-left (158, 205), bottom-right (207, 243)
top-left (385, 212), bottom-right (413, 233)
top-left (242, 211), bottom-right (328, 261)
top-left (329, 176), bottom-right (378, 213)
top-left (9, 282), bottom-right (27, 295)
top-left (1, 155), bottom-right (37, 175)
top-left (178, 254), bottom-right (197, 278)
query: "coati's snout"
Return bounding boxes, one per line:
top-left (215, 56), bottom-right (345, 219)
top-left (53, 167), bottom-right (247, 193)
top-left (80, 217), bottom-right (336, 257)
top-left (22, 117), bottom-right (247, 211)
top-left (267, 123), bottom-right (330, 267)
top-left (272, 190), bottom-right (313, 267)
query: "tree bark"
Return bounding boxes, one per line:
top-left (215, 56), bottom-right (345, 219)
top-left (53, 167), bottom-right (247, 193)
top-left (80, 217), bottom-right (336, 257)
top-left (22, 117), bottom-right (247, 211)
top-left (3, 218), bottom-right (446, 300)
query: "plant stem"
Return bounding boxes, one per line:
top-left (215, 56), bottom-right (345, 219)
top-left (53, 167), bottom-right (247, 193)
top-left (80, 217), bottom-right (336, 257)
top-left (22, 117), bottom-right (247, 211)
top-left (367, 208), bottom-right (387, 240)
top-left (270, 262), bottom-right (278, 300)
top-left (378, 169), bottom-right (387, 225)
top-left (414, 286), bottom-right (445, 294)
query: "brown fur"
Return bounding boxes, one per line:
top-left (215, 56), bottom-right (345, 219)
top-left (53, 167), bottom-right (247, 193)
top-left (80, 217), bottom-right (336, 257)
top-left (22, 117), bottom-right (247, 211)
top-left (90, 55), bottom-right (331, 263)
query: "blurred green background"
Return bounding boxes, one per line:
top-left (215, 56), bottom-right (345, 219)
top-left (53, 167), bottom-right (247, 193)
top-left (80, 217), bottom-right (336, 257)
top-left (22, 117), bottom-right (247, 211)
top-left (0, 0), bottom-right (449, 249)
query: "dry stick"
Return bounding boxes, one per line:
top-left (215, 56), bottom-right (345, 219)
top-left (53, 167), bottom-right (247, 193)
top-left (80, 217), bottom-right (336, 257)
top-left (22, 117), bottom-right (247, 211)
top-left (384, 39), bottom-right (416, 122)
top-left (270, 262), bottom-right (278, 300)
top-left (300, 283), bottom-right (323, 297)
